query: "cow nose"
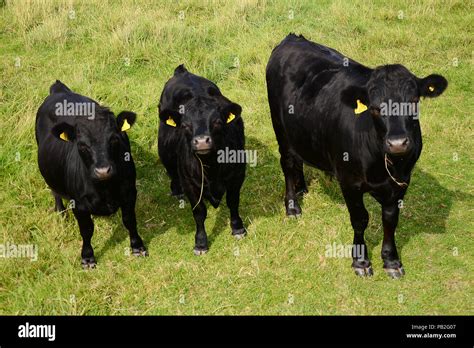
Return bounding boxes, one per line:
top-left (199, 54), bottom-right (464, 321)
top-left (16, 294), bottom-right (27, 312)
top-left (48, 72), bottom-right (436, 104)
top-left (192, 135), bottom-right (213, 152)
top-left (386, 137), bottom-right (410, 155)
top-left (94, 166), bottom-right (112, 180)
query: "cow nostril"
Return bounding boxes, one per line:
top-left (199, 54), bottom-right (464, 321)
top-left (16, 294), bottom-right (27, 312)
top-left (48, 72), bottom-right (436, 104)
top-left (94, 166), bottom-right (112, 178)
top-left (205, 136), bottom-right (211, 144)
top-left (402, 138), bottom-right (409, 146)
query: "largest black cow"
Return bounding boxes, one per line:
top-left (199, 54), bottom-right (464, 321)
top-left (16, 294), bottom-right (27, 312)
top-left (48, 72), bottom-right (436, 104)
top-left (266, 34), bottom-right (447, 278)
top-left (36, 80), bottom-right (147, 268)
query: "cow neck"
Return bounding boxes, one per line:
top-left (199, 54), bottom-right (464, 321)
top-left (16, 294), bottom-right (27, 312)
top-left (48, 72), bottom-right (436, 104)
top-left (384, 154), bottom-right (408, 187)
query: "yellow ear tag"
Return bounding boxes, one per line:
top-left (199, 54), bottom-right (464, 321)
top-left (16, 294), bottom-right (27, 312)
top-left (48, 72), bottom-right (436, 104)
top-left (428, 86), bottom-right (435, 92)
top-left (59, 132), bottom-right (69, 141)
top-left (226, 113), bottom-right (236, 124)
top-left (354, 99), bottom-right (368, 115)
top-left (121, 119), bottom-right (131, 132)
top-left (166, 117), bottom-right (176, 127)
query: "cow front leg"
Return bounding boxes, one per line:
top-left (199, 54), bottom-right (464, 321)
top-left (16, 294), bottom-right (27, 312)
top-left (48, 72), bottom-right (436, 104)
top-left (73, 209), bottom-right (96, 269)
top-left (381, 202), bottom-right (404, 278)
top-left (226, 181), bottom-right (246, 240)
top-left (191, 201), bottom-right (208, 255)
top-left (341, 187), bottom-right (372, 277)
top-left (121, 200), bottom-right (147, 257)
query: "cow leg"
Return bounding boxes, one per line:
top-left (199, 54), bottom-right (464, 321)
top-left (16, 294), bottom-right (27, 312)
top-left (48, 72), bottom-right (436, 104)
top-left (294, 156), bottom-right (308, 196)
top-left (121, 200), bottom-right (147, 257)
top-left (280, 150), bottom-right (302, 217)
top-left (341, 187), bottom-right (372, 276)
top-left (160, 149), bottom-right (183, 198)
top-left (52, 191), bottom-right (65, 212)
top-left (191, 201), bottom-right (208, 255)
top-left (270, 102), bottom-right (302, 217)
top-left (226, 180), bottom-right (246, 240)
top-left (72, 209), bottom-right (96, 269)
top-left (381, 201), bottom-right (404, 278)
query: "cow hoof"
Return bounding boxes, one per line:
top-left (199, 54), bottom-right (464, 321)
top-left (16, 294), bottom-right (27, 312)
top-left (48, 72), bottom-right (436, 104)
top-left (232, 228), bottom-right (247, 240)
top-left (384, 267), bottom-right (405, 279)
top-left (353, 266), bottom-right (373, 277)
top-left (132, 247), bottom-right (148, 257)
top-left (193, 248), bottom-right (208, 256)
top-left (288, 214), bottom-right (301, 219)
top-left (287, 211), bottom-right (302, 218)
top-left (296, 187), bottom-right (308, 196)
top-left (81, 257), bottom-right (97, 269)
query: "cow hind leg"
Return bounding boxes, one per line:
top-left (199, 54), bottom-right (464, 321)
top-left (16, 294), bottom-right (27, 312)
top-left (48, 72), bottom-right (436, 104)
top-left (268, 92), bottom-right (302, 217)
top-left (52, 191), bottom-right (65, 212)
top-left (226, 178), bottom-right (246, 239)
top-left (280, 150), bottom-right (303, 217)
top-left (160, 150), bottom-right (183, 198)
top-left (121, 199), bottom-right (147, 257)
top-left (294, 156), bottom-right (308, 196)
top-left (341, 187), bottom-right (372, 277)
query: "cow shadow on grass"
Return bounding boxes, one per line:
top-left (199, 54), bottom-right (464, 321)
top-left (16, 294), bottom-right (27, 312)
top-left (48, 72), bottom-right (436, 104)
top-left (95, 135), bottom-right (284, 257)
top-left (206, 136), bottom-right (284, 246)
top-left (302, 166), bottom-right (469, 262)
top-left (94, 134), bottom-right (468, 264)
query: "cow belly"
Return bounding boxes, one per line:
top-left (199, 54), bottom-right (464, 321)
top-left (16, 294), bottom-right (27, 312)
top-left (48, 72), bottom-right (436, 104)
top-left (90, 203), bottom-right (120, 216)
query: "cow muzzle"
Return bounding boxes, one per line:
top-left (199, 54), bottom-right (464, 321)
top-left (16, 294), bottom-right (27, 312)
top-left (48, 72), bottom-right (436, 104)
top-left (385, 136), bottom-right (411, 156)
top-left (192, 135), bottom-right (213, 155)
top-left (93, 165), bottom-right (113, 181)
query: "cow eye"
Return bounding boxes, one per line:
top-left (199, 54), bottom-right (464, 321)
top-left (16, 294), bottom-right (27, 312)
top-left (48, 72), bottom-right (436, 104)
top-left (77, 142), bottom-right (90, 154)
top-left (181, 122), bottom-right (192, 133)
top-left (213, 118), bottom-right (223, 128)
top-left (110, 136), bottom-right (120, 147)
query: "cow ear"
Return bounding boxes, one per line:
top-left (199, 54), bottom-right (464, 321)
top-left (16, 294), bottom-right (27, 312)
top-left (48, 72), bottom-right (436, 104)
top-left (223, 102), bottom-right (242, 124)
top-left (52, 123), bottom-right (75, 142)
top-left (159, 109), bottom-right (182, 128)
top-left (418, 74), bottom-right (448, 98)
top-left (340, 86), bottom-right (369, 112)
top-left (117, 111), bottom-right (136, 132)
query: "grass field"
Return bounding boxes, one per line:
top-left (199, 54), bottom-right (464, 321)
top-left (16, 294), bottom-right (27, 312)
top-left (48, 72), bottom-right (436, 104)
top-left (0, 0), bottom-right (472, 315)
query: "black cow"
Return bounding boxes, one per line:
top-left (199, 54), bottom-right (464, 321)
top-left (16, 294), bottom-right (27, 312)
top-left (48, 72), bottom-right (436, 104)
top-left (158, 65), bottom-right (246, 254)
top-left (266, 34), bottom-right (447, 278)
top-left (36, 80), bottom-right (147, 268)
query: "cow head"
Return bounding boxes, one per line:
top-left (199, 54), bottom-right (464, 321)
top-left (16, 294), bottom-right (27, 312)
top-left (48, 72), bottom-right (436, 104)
top-left (51, 109), bottom-right (136, 182)
top-left (341, 64), bottom-right (447, 156)
top-left (159, 66), bottom-right (242, 156)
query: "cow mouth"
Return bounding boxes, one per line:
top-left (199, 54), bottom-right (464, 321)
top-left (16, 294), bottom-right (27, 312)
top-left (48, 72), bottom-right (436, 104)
top-left (194, 149), bottom-right (212, 155)
top-left (92, 176), bottom-right (113, 183)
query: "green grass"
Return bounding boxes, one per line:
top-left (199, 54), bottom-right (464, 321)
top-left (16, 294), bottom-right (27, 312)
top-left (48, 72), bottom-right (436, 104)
top-left (0, 0), bottom-right (473, 315)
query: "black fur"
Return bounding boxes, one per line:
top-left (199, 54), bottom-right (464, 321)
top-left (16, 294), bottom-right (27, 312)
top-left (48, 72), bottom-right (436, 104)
top-left (266, 34), bottom-right (447, 277)
top-left (158, 65), bottom-right (247, 254)
top-left (35, 80), bottom-right (147, 268)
